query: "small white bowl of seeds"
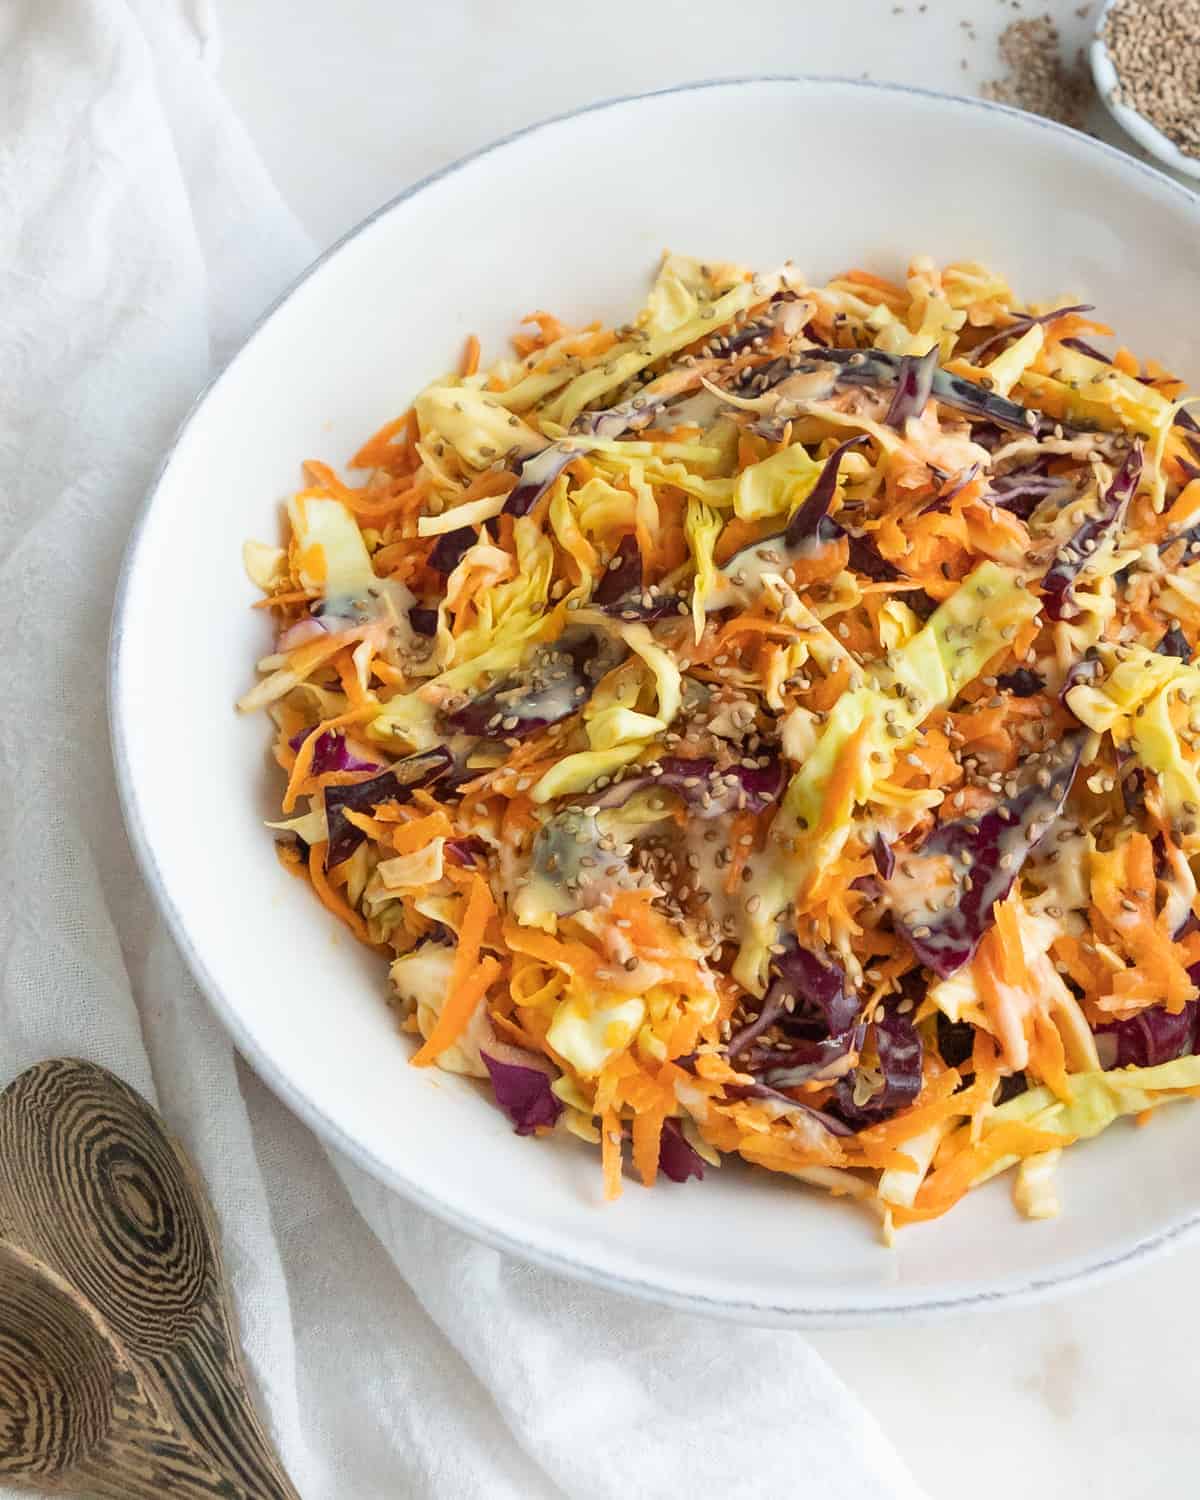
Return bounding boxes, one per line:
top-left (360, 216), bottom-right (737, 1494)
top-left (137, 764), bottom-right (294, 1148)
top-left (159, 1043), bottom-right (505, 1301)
top-left (1091, 0), bottom-right (1200, 181)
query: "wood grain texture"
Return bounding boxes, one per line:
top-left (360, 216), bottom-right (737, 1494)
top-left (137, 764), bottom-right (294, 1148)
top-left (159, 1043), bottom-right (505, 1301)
top-left (0, 1059), bottom-right (301, 1499)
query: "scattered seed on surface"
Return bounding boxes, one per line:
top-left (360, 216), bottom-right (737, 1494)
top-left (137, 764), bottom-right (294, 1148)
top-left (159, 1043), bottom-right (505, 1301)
top-left (982, 16), bottom-right (1093, 128)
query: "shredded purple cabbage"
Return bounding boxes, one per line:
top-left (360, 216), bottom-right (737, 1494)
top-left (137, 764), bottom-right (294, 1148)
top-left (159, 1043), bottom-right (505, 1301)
top-left (439, 629), bottom-right (606, 739)
top-left (428, 526), bottom-right (477, 574)
top-left (592, 534), bottom-right (642, 605)
top-left (571, 397), bottom-right (664, 442)
top-left (1158, 625), bottom-right (1192, 660)
top-left (888, 736), bottom-right (1083, 977)
top-left (714, 437), bottom-right (875, 589)
top-left (657, 1118), bottom-right (705, 1182)
top-left (905, 588), bottom-right (939, 621)
top-left (825, 348), bottom-right (1059, 436)
top-left (970, 422), bottom-right (1009, 452)
top-left (428, 443), bottom-right (583, 574)
top-left (995, 666), bottom-right (1045, 697)
top-left (783, 436), bottom-right (869, 549)
top-left (1095, 1001), bottom-right (1200, 1071)
top-left (481, 1052), bottom-right (564, 1135)
top-left (936, 1011), bottom-right (976, 1069)
top-left (593, 535), bottom-right (686, 621)
top-left (969, 304), bottom-right (1094, 364)
top-left (706, 290), bottom-right (809, 361)
top-left (1041, 443), bottom-right (1143, 621)
top-left (996, 1072), bottom-right (1029, 1104)
top-left (445, 837), bottom-right (486, 867)
top-left (988, 463), bottom-right (1067, 521)
top-left (762, 939), bottom-right (860, 1043)
top-left (940, 462), bottom-right (982, 505)
top-left (735, 346), bottom-right (1058, 437)
top-left (1059, 335), bottom-right (1112, 364)
top-left (720, 1081), bottom-right (855, 1137)
top-left (930, 365), bottom-right (1058, 436)
top-left (1177, 460), bottom-right (1200, 486)
top-left (587, 754), bottom-right (784, 820)
top-left (289, 729), bottom-right (380, 777)
top-left (845, 532), bottom-right (900, 581)
top-left (323, 748), bottom-right (454, 868)
top-left (1062, 653), bottom-right (1103, 707)
top-left (1175, 407), bottom-right (1200, 436)
top-left (832, 999), bottom-right (923, 1129)
top-left (883, 347), bottom-right (939, 430)
top-left (504, 443), bottom-right (578, 519)
top-left (1172, 407), bottom-right (1200, 467)
top-left (738, 1024), bottom-right (865, 1089)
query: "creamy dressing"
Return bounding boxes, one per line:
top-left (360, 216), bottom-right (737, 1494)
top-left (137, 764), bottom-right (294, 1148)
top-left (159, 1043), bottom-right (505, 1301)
top-left (682, 821), bottom-right (740, 934)
top-left (1025, 830), bottom-right (1094, 917)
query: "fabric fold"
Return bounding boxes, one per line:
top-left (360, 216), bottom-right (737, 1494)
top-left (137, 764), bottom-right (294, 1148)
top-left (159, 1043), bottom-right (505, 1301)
top-left (0, 3), bottom-right (925, 1495)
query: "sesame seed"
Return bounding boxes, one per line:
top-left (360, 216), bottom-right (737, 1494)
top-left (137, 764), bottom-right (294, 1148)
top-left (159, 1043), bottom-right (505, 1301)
top-left (1103, 0), bottom-right (1200, 159)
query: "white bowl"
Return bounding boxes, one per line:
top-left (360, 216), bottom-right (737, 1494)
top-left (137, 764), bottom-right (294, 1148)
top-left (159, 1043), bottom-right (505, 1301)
top-left (111, 77), bottom-right (1200, 1326)
top-left (1091, 0), bottom-right (1200, 181)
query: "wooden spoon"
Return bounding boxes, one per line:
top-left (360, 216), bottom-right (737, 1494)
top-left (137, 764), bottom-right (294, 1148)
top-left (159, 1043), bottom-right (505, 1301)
top-left (0, 1058), bottom-right (300, 1498)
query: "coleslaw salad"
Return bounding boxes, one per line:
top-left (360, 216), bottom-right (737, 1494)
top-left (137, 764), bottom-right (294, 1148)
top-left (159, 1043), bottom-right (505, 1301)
top-left (239, 251), bottom-right (1200, 1238)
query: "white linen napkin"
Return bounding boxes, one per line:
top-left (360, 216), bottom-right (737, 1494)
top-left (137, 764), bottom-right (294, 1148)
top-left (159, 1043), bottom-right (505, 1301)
top-left (0, 3), bottom-right (928, 1496)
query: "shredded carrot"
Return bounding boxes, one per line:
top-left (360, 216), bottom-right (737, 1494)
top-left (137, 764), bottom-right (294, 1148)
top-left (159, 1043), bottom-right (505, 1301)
top-left (341, 482), bottom-right (422, 523)
top-left (275, 841), bottom-right (306, 877)
top-left (411, 874), bottom-right (496, 1065)
top-left (994, 894), bottom-right (1027, 988)
top-left (601, 1109), bottom-right (623, 1200)
top-left (896, 1122), bottom-right (1073, 1223)
top-left (307, 842), bottom-right (376, 948)
top-left (840, 268), bottom-right (908, 310)
top-left (341, 808), bottom-right (393, 844)
top-left (282, 705), bottom-right (380, 813)
top-left (390, 810), bottom-right (454, 854)
top-left (460, 333), bottom-right (481, 378)
top-left (854, 1069), bottom-right (970, 1151)
top-left (502, 921), bottom-right (600, 982)
top-left (815, 721), bottom-right (870, 840)
top-left (490, 1009), bottom-right (547, 1053)
top-left (252, 589), bottom-right (318, 610)
top-left (1113, 346), bottom-right (1140, 377)
top-left (1029, 1010), bottom-right (1073, 1104)
top-left (631, 1102), bottom-right (669, 1188)
top-left (1163, 479), bottom-right (1200, 537)
top-left (412, 958), bottom-right (500, 1067)
top-left (350, 412), bottom-right (412, 471)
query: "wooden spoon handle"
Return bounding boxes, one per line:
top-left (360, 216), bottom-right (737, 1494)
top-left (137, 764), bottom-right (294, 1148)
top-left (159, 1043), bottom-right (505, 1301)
top-left (0, 1061), bottom-right (301, 1500)
top-left (0, 1239), bottom-right (293, 1500)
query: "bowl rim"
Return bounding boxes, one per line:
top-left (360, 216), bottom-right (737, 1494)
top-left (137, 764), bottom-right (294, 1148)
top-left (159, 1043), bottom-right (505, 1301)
top-left (109, 73), bottom-right (1200, 1325)
top-left (1090, 0), bottom-right (1200, 182)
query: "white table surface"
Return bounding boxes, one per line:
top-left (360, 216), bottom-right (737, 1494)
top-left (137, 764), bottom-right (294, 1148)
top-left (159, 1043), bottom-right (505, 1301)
top-left (216, 4), bottom-right (1198, 1497)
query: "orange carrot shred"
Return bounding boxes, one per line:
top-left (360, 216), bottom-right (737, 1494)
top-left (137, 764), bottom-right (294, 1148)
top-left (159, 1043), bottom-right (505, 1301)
top-left (601, 1109), bottom-right (624, 1200)
top-left (411, 874), bottom-right (496, 1066)
top-left (307, 842), bottom-right (376, 948)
